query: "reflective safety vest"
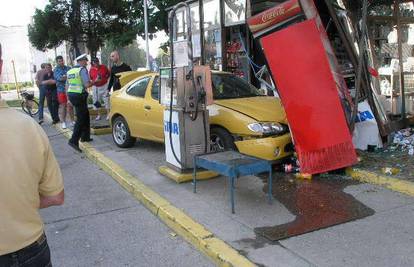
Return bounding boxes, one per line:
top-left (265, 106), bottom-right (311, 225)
top-left (67, 67), bottom-right (84, 94)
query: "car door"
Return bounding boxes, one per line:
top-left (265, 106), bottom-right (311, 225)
top-left (123, 76), bottom-right (152, 139)
top-left (142, 75), bottom-right (164, 142)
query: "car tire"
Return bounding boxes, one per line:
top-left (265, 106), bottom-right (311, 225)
top-left (112, 116), bottom-right (136, 148)
top-left (210, 127), bottom-right (236, 152)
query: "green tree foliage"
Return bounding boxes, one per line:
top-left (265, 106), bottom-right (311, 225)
top-left (150, 0), bottom-right (181, 35)
top-left (28, 0), bottom-right (184, 59)
top-left (101, 40), bottom-right (146, 70)
top-left (28, 0), bottom-right (144, 57)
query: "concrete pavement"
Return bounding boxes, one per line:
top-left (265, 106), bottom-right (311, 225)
top-left (40, 124), bottom-right (212, 267)
top-left (87, 133), bottom-right (414, 267)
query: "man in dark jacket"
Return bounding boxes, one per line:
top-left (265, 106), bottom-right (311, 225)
top-left (107, 50), bottom-right (132, 92)
top-left (41, 63), bottom-right (60, 123)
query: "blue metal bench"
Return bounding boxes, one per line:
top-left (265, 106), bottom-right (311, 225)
top-left (193, 151), bottom-right (273, 214)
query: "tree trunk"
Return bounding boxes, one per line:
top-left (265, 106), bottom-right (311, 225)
top-left (70, 0), bottom-right (81, 59)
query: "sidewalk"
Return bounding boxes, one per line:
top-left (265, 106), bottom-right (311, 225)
top-left (40, 124), bottom-right (212, 266)
top-left (79, 132), bottom-right (414, 266)
top-left (0, 87), bottom-right (39, 100)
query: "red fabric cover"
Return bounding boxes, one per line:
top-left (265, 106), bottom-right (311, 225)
top-left (89, 64), bottom-right (110, 86)
top-left (261, 19), bottom-right (357, 174)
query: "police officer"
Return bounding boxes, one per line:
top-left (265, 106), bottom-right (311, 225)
top-left (67, 54), bottom-right (93, 152)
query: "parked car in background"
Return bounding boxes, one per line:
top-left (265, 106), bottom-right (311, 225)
top-left (109, 71), bottom-right (293, 161)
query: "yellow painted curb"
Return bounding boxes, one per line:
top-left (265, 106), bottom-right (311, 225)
top-left (346, 167), bottom-right (414, 197)
top-left (91, 127), bottom-right (111, 135)
top-left (88, 108), bottom-right (108, 116)
top-left (47, 115), bottom-right (255, 267)
top-left (158, 165), bottom-right (219, 183)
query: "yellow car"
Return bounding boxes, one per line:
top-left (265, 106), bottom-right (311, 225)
top-left (109, 71), bottom-right (293, 161)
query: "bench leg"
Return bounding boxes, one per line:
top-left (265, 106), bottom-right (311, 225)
top-left (230, 176), bottom-right (235, 214)
top-left (268, 166), bottom-right (273, 204)
top-left (193, 157), bottom-right (197, 193)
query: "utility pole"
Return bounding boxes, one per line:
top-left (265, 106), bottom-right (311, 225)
top-left (11, 60), bottom-right (20, 99)
top-left (144, 0), bottom-right (150, 70)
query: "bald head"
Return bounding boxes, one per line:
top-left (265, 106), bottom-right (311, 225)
top-left (110, 51), bottom-right (120, 65)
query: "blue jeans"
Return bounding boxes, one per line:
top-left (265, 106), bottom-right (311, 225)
top-left (0, 233), bottom-right (51, 267)
top-left (38, 86), bottom-right (46, 120)
top-left (38, 86), bottom-right (59, 122)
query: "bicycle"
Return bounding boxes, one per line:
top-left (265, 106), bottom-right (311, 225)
top-left (20, 90), bottom-right (39, 117)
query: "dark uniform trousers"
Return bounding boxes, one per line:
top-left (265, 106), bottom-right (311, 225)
top-left (68, 92), bottom-right (90, 145)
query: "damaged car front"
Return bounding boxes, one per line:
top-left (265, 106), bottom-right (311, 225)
top-left (209, 72), bottom-right (294, 161)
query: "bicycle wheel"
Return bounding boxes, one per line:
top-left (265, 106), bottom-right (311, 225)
top-left (21, 99), bottom-right (39, 117)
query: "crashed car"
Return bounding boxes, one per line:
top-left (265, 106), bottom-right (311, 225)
top-left (109, 71), bottom-right (293, 160)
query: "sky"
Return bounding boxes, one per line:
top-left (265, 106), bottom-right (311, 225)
top-left (0, 0), bottom-right (165, 57)
top-left (0, 0), bottom-right (48, 26)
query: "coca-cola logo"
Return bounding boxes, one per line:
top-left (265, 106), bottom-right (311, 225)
top-left (261, 7), bottom-right (285, 23)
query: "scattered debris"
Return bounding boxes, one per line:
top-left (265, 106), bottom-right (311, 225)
top-left (169, 232), bottom-right (177, 237)
top-left (392, 128), bottom-right (414, 156)
top-left (381, 167), bottom-right (400, 175)
top-left (294, 173), bottom-right (312, 180)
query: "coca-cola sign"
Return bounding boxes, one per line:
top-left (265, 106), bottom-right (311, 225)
top-left (247, 0), bottom-right (302, 34)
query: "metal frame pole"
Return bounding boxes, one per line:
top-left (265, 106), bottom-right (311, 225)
top-left (144, 0), bottom-right (150, 70)
top-left (11, 60), bottom-right (20, 99)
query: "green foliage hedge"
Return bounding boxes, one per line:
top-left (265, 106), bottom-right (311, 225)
top-left (0, 82), bottom-right (34, 91)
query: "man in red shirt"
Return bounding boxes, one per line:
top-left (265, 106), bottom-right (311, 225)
top-left (89, 57), bottom-right (110, 120)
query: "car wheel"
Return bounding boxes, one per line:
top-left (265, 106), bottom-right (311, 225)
top-left (112, 116), bottom-right (136, 148)
top-left (210, 127), bottom-right (236, 152)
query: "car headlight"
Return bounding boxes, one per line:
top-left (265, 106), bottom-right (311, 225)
top-left (248, 122), bottom-right (286, 135)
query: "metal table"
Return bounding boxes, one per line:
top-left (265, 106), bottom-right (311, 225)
top-left (193, 151), bottom-right (273, 214)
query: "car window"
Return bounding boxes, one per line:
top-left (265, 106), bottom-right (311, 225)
top-left (126, 77), bottom-right (150, 97)
top-left (211, 73), bottom-right (264, 99)
top-left (151, 76), bottom-right (159, 100)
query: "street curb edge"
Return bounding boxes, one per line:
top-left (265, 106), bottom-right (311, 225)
top-left (48, 116), bottom-right (256, 267)
top-left (346, 167), bottom-right (414, 197)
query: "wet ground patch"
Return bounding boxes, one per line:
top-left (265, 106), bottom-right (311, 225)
top-left (254, 173), bottom-right (375, 241)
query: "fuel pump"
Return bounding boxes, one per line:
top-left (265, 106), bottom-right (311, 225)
top-left (159, 2), bottom-right (213, 175)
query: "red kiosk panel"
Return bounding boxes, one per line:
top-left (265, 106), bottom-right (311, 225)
top-left (261, 19), bottom-right (357, 174)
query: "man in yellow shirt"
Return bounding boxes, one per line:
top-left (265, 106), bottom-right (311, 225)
top-left (0, 95), bottom-right (64, 266)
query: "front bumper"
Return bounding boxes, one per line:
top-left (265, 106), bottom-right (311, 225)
top-left (235, 133), bottom-right (293, 161)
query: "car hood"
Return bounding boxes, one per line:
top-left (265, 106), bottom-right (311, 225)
top-left (214, 96), bottom-right (287, 123)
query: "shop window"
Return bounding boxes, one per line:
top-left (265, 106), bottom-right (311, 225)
top-left (203, 0), bottom-right (221, 28)
top-left (190, 2), bottom-right (202, 63)
top-left (224, 0), bottom-right (246, 26)
top-left (369, 4), bottom-right (394, 17)
top-left (371, 22), bottom-right (399, 95)
top-left (368, 4), bottom-right (394, 17)
top-left (203, 0), bottom-right (222, 70)
top-left (399, 2), bottom-right (414, 18)
top-left (174, 11), bottom-right (186, 41)
top-left (225, 26), bottom-right (249, 80)
top-left (401, 23), bottom-right (414, 115)
top-left (173, 4), bottom-right (202, 65)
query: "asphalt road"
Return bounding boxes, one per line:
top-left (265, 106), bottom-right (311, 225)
top-left (39, 123), bottom-right (212, 267)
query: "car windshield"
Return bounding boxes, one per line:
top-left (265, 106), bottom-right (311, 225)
top-left (212, 73), bottom-right (264, 100)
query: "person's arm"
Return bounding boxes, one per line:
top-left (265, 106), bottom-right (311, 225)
top-left (35, 71), bottom-right (41, 87)
top-left (80, 68), bottom-right (93, 88)
top-left (104, 66), bottom-right (110, 80)
top-left (38, 126), bottom-right (64, 209)
top-left (107, 67), bottom-right (114, 91)
top-left (40, 190), bottom-right (64, 208)
top-left (125, 64), bottom-right (132, 72)
top-left (41, 79), bottom-right (56, 85)
top-left (41, 72), bottom-right (56, 85)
